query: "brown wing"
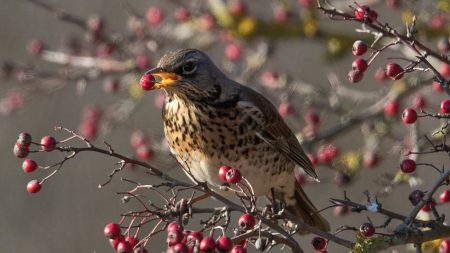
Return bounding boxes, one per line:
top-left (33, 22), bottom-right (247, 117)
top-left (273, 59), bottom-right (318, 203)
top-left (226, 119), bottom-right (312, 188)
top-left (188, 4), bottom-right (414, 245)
top-left (237, 84), bottom-right (318, 179)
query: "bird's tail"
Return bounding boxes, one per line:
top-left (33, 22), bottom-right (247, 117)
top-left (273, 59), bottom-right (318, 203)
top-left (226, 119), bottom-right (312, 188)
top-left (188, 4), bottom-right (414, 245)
top-left (286, 184), bottom-right (330, 234)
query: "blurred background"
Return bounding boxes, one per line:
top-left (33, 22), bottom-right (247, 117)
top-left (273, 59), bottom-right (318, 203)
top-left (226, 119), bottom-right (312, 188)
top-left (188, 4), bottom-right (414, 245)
top-left (1, 0), bottom-right (449, 252)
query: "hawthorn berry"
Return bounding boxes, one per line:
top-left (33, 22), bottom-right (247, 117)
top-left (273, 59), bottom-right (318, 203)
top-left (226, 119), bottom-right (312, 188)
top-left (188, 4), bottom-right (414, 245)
top-left (421, 200), bottom-right (436, 212)
top-left (307, 153), bottom-right (318, 166)
top-left (22, 159), bottom-right (38, 173)
top-left (348, 70), bottom-right (364, 83)
top-left (199, 237), bottom-right (216, 252)
top-left (228, 0), bottom-right (247, 15)
top-left (174, 7), bottom-right (190, 22)
top-left (216, 236), bottom-right (233, 252)
top-left (362, 152), bottom-right (379, 168)
top-left (200, 14), bottom-right (215, 30)
top-left (167, 229), bottom-right (183, 247)
top-left (17, 132), bottom-right (32, 147)
top-left (383, 100), bottom-right (399, 117)
top-left (385, 63), bottom-right (404, 80)
top-left (238, 213), bottom-right (256, 230)
top-left (125, 235), bottom-right (139, 248)
top-left (218, 165), bottom-right (231, 181)
top-left (412, 94), bottom-right (426, 109)
top-left (225, 43), bottom-right (242, 61)
top-left (13, 143), bottom-right (29, 158)
top-left (439, 189), bottom-right (450, 203)
top-left (317, 144), bottom-right (339, 163)
top-left (440, 239), bottom-right (450, 253)
top-left (231, 245), bottom-right (247, 253)
top-left (441, 64), bottom-right (450, 78)
top-left (79, 120), bottom-right (97, 139)
top-left (311, 237), bottom-right (327, 251)
top-left (104, 223), bottom-right (121, 239)
top-left (140, 73), bottom-right (156, 90)
top-left (374, 67), bottom-right (387, 82)
top-left (441, 99), bottom-right (450, 114)
top-left (354, 5), bottom-right (378, 23)
top-left (385, 0), bottom-right (401, 8)
top-left (117, 241), bottom-right (133, 253)
top-left (359, 223), bottom-right (375, 237)
top-left (109, 235), bottom-right (125, 250)
top-left (136, 145), bottom-right (153, 160)
top-left (433, 81), bottom-right (444, 93)
top-left (185, 230), bottom-right (203, 249)
top-left (400, 159), bottom-right (416, 173)
top-left (352, 40), bottom-right (368, 56)
top-left (27, 38), bottom-right (45, 56)
top-left (130, 130), bottom-right (149, 149)
top-left (273, 6), bottom-right (289, 23)
top-left (278, 101), bottom-right (295, 117)
top-left (146, 6), bottom-right (164, 26)
top-left (437, 37), bottom-right (450, 54)
top-left (135, 54), bottom-right (150, 70)
top-left (401, 108), bottom-right (417, 124)
top-left (40, 135), bottom-right (57, 151)
top-left (225, 168), bottom-right (242, 184)
top-left (352, 58), bottom-right (368, 73)
top-left (167, 221), bottom-right (180, 232)
top-left (26, 180), bottom-right (41, 193)
top-left (172, 243), bottom-right (189, 253)
top-left (409, 190), bottom-right (425, 206)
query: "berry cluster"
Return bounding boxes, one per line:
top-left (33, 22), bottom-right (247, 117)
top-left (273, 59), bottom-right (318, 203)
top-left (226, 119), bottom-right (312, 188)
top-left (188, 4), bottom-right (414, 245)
top-left (104, 223), bottom-right (147, 253)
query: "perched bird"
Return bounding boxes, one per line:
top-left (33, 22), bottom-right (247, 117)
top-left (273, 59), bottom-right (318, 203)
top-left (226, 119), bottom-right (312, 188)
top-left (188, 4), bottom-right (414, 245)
top-left (145, 49), bottom-right (329, 232)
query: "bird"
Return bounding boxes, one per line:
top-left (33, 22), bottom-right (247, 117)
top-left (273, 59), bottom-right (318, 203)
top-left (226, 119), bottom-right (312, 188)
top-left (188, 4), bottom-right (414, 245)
top-left (145, 49), bottom-right (329, 232)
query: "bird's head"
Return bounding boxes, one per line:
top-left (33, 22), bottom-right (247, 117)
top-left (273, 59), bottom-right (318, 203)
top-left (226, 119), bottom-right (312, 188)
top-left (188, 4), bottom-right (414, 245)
top-left (145, 49), bottom-right (224, 99)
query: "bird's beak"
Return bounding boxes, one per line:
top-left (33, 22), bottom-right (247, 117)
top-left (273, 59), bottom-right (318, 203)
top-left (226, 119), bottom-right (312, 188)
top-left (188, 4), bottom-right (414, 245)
top-left (145, 67), bottom-right (182, 89)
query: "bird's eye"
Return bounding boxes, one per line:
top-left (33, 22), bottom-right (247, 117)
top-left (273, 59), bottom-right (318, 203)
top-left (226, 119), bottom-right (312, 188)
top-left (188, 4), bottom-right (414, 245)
top-left (182, 62), bottom-right (197, 75)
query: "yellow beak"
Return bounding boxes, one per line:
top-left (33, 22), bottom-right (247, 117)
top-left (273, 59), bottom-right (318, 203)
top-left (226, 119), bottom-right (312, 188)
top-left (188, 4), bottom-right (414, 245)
top-left (146, 68), bottom-right (182, 89)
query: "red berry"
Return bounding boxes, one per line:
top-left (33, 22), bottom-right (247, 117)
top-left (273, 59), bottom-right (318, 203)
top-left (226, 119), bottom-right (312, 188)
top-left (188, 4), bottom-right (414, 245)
top-left (104, 223), bottom-right (121, 239)
top-left (225, 43), bottom-right (242, 61)
top-left (225, 168), bottom-right (242, 184)
top-left (311, 237), bottom-right (327, 251)
top-left (273, 6), bottom-right (289, 23)
top-left (199, 237), bottom-right (216, 252)
top-left (384, 100), bottom-right (399, 117)
top-left (200, 14), bottom-right (215, 30)
top-left (167, 229), bottom-right (183, 247)
top-left (231, 245), bottom-right (247, 253)
top-left (261, 71), bottom-right (278, 88)
top-left (117, 241), bottom-right (133, 253)
top-left (135, 54), bottom-right (150, 70)
top-left (439, 239), bottom-right (450, 253)
top-left (352, 58), bottom-right (368, 73)
top-left (421, 200), bottom-right (436, 212)
top-left (96, 42), bottom-right (116, 57)
top-left (385, 63), bottom-right (404, 80)
top-left (412, 94), bottom-right (426, 109)
top-left (83, 104), bottom-right (102, 122)
top-left (374, 67), bottom-right (387, 82)
top-left (130, 130), bottom-right (150, 148)
top-left (27, 38), bottom-right (45, 56)
top-left (218, 165), bottom-right (231, 181)
top-left (216, 236), bottom-right (233, 252)
top-left (40, 135), bottom-right (57, 151)
top-left (354, 5), bottom-right (378, 23)
top-left (185, 230), bottom-right (203, 249)
top-left (439, 189), bottom-right (450, 203)
top-left (359, 223), bottom-right (375, 237)
top-left (79, 120), bottom-right (97, 139)
top-left (238, 213), bottom-right (256, 230)
top-left (402, 108), bottom-right (417, 124)
top-left (409, 190), bottom-right (424, 206)
top-left (136, 145), bottom-right (153, 160)
top-left (26, 180), bottom-right (41, 193)
top-left (441, 64), bottom-right (450, 78)
top-left (441, 99), bottom-right (450, 113)
top-left (298, 0), bottom-right (314, 7)
top-left (146, 6), bottom-right (164, 26)
top-left (174, 7), bottom-right (190, 22)
top-left (125, 235), bottom-right (139, 248)
top-left (109, 235), bottom-right (125, 250)
top-left (140, 73), bottom-right (155, 90)
top-left (22, 159), bottom-right (38, 173)
top-left (13, 143), bottom-right (29, 158)
top-left (352, 40), bottom-right (368, 56)
top-left (278, 101), bottom-right (295, 117)
top-left (385, 0), bottom-right (401, 8)
top-left (172, 243), bottom-right (188, 253)
top-left (400, 159), bottom-right (416, 173)
top-left (362, 152), bottom-right (379, 168)
top-left (167, 221), bottom-right (180, 232)
top-left (348, 70), bottom-right (364, 83)
top-left (317, 144), bottom-right (339, 163)
top-left (304, 109), bottom-right (320, 125)
top-left (17, 132), bottom-right (32, 147)
top-left (228, 0), bottom-right (247, 15)
top-left (433, 81), bottom-right (444, 93)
